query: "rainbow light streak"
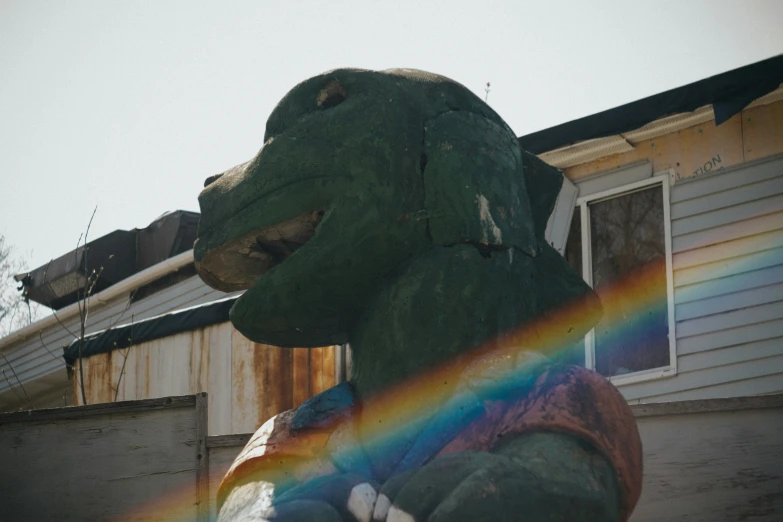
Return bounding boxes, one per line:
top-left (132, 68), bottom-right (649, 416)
top-left (114, 224), bottom-right (783, 520)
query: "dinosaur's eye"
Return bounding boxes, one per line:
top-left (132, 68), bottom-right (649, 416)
top-left (317, 80), bottom-right (346, 109)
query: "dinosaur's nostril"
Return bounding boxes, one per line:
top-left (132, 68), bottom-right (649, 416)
top-left (317, 80), bottom-right (346, 109)
top-left (204, 173), bottom-right (223, 188)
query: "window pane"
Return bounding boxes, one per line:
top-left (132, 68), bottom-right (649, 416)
top-left (557, 337), bottom-right (586, 367)
top-left (589, 185), bottom-right (670, 377)
top-left (560, 210), bottom-right (585, 367)
top-left (564, 208), bottom-right (582, 277)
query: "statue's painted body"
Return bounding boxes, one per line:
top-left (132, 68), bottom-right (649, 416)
top-left (195, 69), bottom-right (642, 522)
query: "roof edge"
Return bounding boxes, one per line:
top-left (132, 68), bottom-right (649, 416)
top-left (519, 54), bottom-right (783, 155)
top-left (0, 250), bottom-right (195, 352)
top-left (538, 82), bottom-right (783, 169)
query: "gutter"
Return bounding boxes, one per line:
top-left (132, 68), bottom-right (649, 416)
top-left (0, 249), bottom-right (195, 353)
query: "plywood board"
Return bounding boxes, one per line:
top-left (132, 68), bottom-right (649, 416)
top-left (631, 406), bottom-right (783, 521)
top-left (560, 99), bottom-right (783, 190)
top-left (564, 113), bottom-right (745, 181)
top-left (0, 397), bottom-right (200, 522)
top-left (743, 99), bottom-right (783, 162)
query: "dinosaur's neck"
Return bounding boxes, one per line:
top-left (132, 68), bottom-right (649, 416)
top-left (347, 244), bottom-right (533, 402)
top-left (343, 241), bottom-right (601, 482)
top-left (347, 241), bottom-right (601, 402)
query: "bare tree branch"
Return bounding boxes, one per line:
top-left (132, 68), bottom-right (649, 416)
top-left (39, 331), bottom-right (73, 371)
top-left (82, 206), bottom-right (98, 327)
top-left (0, 234), bottom-right (43, 336)
top-left (114, 313), bottom-right (134, 402)
top-left (104, 294), bottom-right (134, 331)
top-left (1, 353), bottom-right (32, 409)
top-left (74, 205), bottom-right (98, 406)
top-left (2, 368), bottom-right (25, 405)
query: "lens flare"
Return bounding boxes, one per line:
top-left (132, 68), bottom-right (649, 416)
top-left (113, 223), bottom-right (783, 520)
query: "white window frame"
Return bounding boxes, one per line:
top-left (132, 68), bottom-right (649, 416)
top-left (574, 171), bottom-right (677, 386)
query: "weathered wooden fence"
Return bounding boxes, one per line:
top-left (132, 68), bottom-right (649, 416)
top-left (630, 395), bottom-right (783, 521)
top-left (207, 434), bottom-right (252, 519)
top-left (0, 394), bottom-right (209, 522)
top-left (2, 393), bottom-right (781, 521)
top-left (205, 395), bottom-right (783, 522)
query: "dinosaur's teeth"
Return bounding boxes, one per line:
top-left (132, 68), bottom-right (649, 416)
top-left (251, 238), bottom-right (304, 264)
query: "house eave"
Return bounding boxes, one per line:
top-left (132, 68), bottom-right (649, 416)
top-left (0, 249), bottom-right (194, 352)
top-left (537, 83), bottom-right (783, 169)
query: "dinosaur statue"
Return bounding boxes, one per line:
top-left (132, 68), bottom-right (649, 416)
top-left (195, 68), bottom-right (643, 522)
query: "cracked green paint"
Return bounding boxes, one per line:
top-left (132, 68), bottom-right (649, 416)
top-left (195, 69), bottom-right (598, 401)
top-left (195, 68), bottom-right (613, 521)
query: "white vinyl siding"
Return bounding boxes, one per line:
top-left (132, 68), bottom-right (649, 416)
top-left (620, 154), bottom-right (783, 402)
top-left (0, 272), bottom-right (232, 410)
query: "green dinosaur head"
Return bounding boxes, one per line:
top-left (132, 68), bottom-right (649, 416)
top-left (195, 68), bottom-right (571, 347)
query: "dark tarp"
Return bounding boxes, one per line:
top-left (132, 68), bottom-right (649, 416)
top-left (63, 296), bottom-right (238, 368)
top-left (20, 211), bottom-right (199, 310)
top-left (518, 54), bottom-right (783, 155)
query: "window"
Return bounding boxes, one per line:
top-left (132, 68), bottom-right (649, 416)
top-left (564, 174), bottom-right (676, 384)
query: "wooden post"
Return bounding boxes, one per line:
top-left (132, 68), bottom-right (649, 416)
top-left (195, 392), bottom-right (210, 522)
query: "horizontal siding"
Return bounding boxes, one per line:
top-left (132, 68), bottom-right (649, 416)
top-left (5, 274), bottom-right (216, 367)
top-left (0, 271), bottom-right (232, 408)
top-left (670, 192), bottom-right (783, 237)
top-left (3, 275), bottom-right (227, 380)
top-left (676, 299), bottom-right (783, 339)
top-left (677, 337), bottom-right (783, 372)
top-left (678, 318), bottom-right (783, 355)
top-left (670, 154), bottom-right (783, 203)
top-left (621, 154), bottom-right (783, 402)
top-left (675, 263), bottom-right (783, 304)
top-left (622, 354), bottom-right (783, 402)
top-left (673, 245), bottom-right (783, 287)
top-left (670, 174), bottom-right (783, 220)
top-left (636, 372), bottom-right (783, 403)
top-left (672, 211), bottom-right (783, 253)
top-left (672, 226), bottom-right (783, 271)
top-left (675, 281), bottom-right (783, 321)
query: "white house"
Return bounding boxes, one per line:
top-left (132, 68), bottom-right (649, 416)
top-left (0, 211), bottom-right (228, 411)
top-left (527, 54), bottom-right (783, 404)
top-left (2, 55), bottom-right (781, 425)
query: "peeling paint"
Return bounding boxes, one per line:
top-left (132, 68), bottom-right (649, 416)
top-left (76, 323), bottom-right (339, 435)
top-left (476, 194), bottom-right (502, 244)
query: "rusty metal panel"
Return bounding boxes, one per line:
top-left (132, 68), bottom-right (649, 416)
top-left (75, 322), bottom-right (338, 435)
top-left (292, 347), bottom-right (311, 407)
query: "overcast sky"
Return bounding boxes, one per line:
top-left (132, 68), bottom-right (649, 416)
top-left (1, 0), bottom-right (782, 271)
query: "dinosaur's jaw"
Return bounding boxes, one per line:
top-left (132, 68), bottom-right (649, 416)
top-left (195, 209), bottom-right (325, 293)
